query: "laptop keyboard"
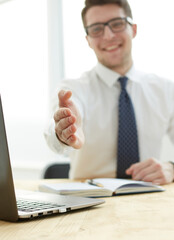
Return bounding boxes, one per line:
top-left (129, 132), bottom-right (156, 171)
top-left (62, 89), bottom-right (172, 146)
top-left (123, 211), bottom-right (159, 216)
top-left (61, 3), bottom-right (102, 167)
top-left (17, 198), bottom-right (65, 212)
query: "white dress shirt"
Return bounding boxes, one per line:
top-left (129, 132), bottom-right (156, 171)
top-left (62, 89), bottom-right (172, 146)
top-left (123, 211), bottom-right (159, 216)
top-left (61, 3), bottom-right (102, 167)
top-left (44, 62), bottom-right (174, 179)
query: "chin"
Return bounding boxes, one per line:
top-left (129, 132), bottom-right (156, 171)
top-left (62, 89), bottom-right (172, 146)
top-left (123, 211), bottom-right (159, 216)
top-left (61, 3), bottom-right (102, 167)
top-left (103, 61), bottom-right (121, 70)
top-left (100, 56), bottom-right (122, 67)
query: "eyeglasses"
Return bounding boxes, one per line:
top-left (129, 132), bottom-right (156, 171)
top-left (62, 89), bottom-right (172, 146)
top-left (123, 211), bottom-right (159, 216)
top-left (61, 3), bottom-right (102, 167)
top-left (85, 17), bottom-right (133, 38)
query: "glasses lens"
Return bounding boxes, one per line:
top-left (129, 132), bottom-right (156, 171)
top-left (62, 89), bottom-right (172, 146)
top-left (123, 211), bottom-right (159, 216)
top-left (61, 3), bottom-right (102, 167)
top-left (109, 18), bottom-right (126, 33)
top-left (86, 18), bottom-right (128, 38)
top-left (87, 24), bottom-right (104, 37)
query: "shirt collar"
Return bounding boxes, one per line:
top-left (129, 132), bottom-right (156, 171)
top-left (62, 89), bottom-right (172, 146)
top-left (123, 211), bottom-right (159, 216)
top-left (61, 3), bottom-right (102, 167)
top-left (126, 64), bottom-right (141, 83)
top-left (95, 62), bottom-right (140, 87)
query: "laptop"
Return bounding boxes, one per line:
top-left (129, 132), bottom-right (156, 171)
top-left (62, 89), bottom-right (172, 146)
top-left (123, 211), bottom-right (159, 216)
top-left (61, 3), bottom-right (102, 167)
top-left (0, 96), bottom-right (104, 222)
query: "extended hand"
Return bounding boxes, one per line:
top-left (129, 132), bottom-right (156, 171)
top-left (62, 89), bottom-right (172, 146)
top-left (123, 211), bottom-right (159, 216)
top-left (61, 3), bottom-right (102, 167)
top-left (54, 90), bottom-right (85, 149)
top-left (126, 158), bottom-right (174, 185)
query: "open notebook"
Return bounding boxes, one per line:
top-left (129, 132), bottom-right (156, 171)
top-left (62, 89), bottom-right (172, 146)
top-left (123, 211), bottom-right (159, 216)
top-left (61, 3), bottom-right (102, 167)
top-left (39, 178), bottom-right (165, 197)
top-left (0, 95), bottom-right (104, 222)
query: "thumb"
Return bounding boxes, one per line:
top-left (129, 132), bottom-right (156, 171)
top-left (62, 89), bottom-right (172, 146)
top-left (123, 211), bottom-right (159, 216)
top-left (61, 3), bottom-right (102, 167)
top-left (58, 90), bottom-right (72, 108)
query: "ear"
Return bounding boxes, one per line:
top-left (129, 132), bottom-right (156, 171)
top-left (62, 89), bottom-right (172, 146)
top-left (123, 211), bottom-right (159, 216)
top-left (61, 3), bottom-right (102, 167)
top-left (86, 35), bottom-right (92, 49)
top-left (132, 24), bottom-right (137, 39)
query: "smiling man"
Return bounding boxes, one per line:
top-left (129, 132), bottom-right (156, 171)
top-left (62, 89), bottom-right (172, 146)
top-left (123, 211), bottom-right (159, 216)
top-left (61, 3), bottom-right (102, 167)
top-left (84, 3), bottom-right (136, 74)
top-left (44, 0), bottom-right (174, 184)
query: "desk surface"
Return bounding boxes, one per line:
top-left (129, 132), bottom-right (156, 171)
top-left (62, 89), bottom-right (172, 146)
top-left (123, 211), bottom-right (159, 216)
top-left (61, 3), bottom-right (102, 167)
top-left (0, 179), bottom-right (174, 240)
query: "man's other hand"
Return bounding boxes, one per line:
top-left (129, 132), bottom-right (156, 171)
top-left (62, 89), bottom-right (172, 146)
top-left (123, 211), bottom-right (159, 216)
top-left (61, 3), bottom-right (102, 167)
top-left (126, 158), bottom-right (174, 185)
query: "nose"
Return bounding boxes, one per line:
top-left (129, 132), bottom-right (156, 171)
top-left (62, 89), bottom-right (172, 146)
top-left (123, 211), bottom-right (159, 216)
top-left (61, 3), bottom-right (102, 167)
top-left (103, 25), bottom-right (115, 40)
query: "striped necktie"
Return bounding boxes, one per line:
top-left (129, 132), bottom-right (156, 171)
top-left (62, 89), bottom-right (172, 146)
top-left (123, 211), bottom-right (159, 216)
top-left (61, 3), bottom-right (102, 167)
top-left (117, 76), bottom-right (139, 178)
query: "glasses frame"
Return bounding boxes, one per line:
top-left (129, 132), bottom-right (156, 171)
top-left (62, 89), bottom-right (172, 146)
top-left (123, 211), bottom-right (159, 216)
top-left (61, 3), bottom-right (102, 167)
top-left (85, 17), bottom-right (134, 38)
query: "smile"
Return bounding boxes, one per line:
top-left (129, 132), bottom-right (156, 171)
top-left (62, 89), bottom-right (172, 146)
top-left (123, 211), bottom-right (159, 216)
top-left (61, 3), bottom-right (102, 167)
top-left (104, 44), bottom-right (121, 51)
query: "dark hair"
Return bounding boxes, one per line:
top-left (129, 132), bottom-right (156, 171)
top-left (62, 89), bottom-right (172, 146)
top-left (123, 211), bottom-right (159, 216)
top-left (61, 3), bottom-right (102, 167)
top-left (81, 0), bottom-right (133, 27)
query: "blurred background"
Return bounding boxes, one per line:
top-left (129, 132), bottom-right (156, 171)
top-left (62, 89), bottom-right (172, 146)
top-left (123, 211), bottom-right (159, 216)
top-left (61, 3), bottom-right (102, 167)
top-left (0, 0), bottom-right (174, 179)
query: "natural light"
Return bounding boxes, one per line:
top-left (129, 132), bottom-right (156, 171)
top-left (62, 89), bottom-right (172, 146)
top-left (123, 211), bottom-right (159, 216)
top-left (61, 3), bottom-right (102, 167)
top-left (0, 0), bottom-right (174, 179)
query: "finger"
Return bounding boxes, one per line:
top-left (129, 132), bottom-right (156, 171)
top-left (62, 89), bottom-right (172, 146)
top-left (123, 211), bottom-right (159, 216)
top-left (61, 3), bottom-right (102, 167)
top-left (66, 135), bottom-right (83, 149)
top-left (132, 164), bottom-right (155, 181)
top-left (132, 161), bottom-right (160, 180)
top-left (54, 108), bottom-right (71, 122)
top-left (58, 90), bottom-right (72, 108)
top-left (141, 171), bottom-right (162, 183)
top-left (125, 165), bottom-right (134, 175)
top-left (57, 115), bottom-right (76, 131)
top-left (66, 135), bottom-right (77, 146)
top-left (55, 116), bottom-right (76, 139)
top-left (126, 161), bottom-right (146, 175)
top-left (61, 124), bottom-right (77, 141)
top-left (128, 159), bottom-right (156, 178)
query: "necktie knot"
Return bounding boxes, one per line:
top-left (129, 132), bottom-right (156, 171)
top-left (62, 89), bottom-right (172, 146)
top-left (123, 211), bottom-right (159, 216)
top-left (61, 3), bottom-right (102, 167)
top-left (118, 76), bottom-right (128, 90)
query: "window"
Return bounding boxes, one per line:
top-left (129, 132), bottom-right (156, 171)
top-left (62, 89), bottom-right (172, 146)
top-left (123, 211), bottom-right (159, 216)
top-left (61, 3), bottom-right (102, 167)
top-left (62, 0), bottom-right (97, 79)
top-left (0, 0), bottom-right (58, 178)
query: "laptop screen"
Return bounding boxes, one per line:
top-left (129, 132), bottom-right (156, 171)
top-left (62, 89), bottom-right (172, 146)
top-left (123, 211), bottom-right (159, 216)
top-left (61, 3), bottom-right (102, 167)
top-left (0, 96), bottom-right (18, 221)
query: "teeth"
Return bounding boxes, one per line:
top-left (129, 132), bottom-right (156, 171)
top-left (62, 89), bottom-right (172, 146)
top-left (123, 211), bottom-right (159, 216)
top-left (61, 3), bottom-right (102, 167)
top-left (105, 45), bottom-right (118, 51)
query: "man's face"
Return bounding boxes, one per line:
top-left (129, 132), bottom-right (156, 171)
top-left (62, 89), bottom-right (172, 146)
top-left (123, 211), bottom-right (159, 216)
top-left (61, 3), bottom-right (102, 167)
top-left (85, 4), bottom-right (137, 74)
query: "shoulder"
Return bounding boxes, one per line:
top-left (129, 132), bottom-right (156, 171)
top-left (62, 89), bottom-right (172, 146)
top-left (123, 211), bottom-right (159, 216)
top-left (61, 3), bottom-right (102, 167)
top-left (60, 67), bottom-right (96, 86)
top-left (57, 67), bottom-right (100, 97)
top-left (135, 70), bottom-right (174, 105)
top-left (135, 69), bottom-right (174, 88)
top-left (147, 73), bottom-right (174, 94)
